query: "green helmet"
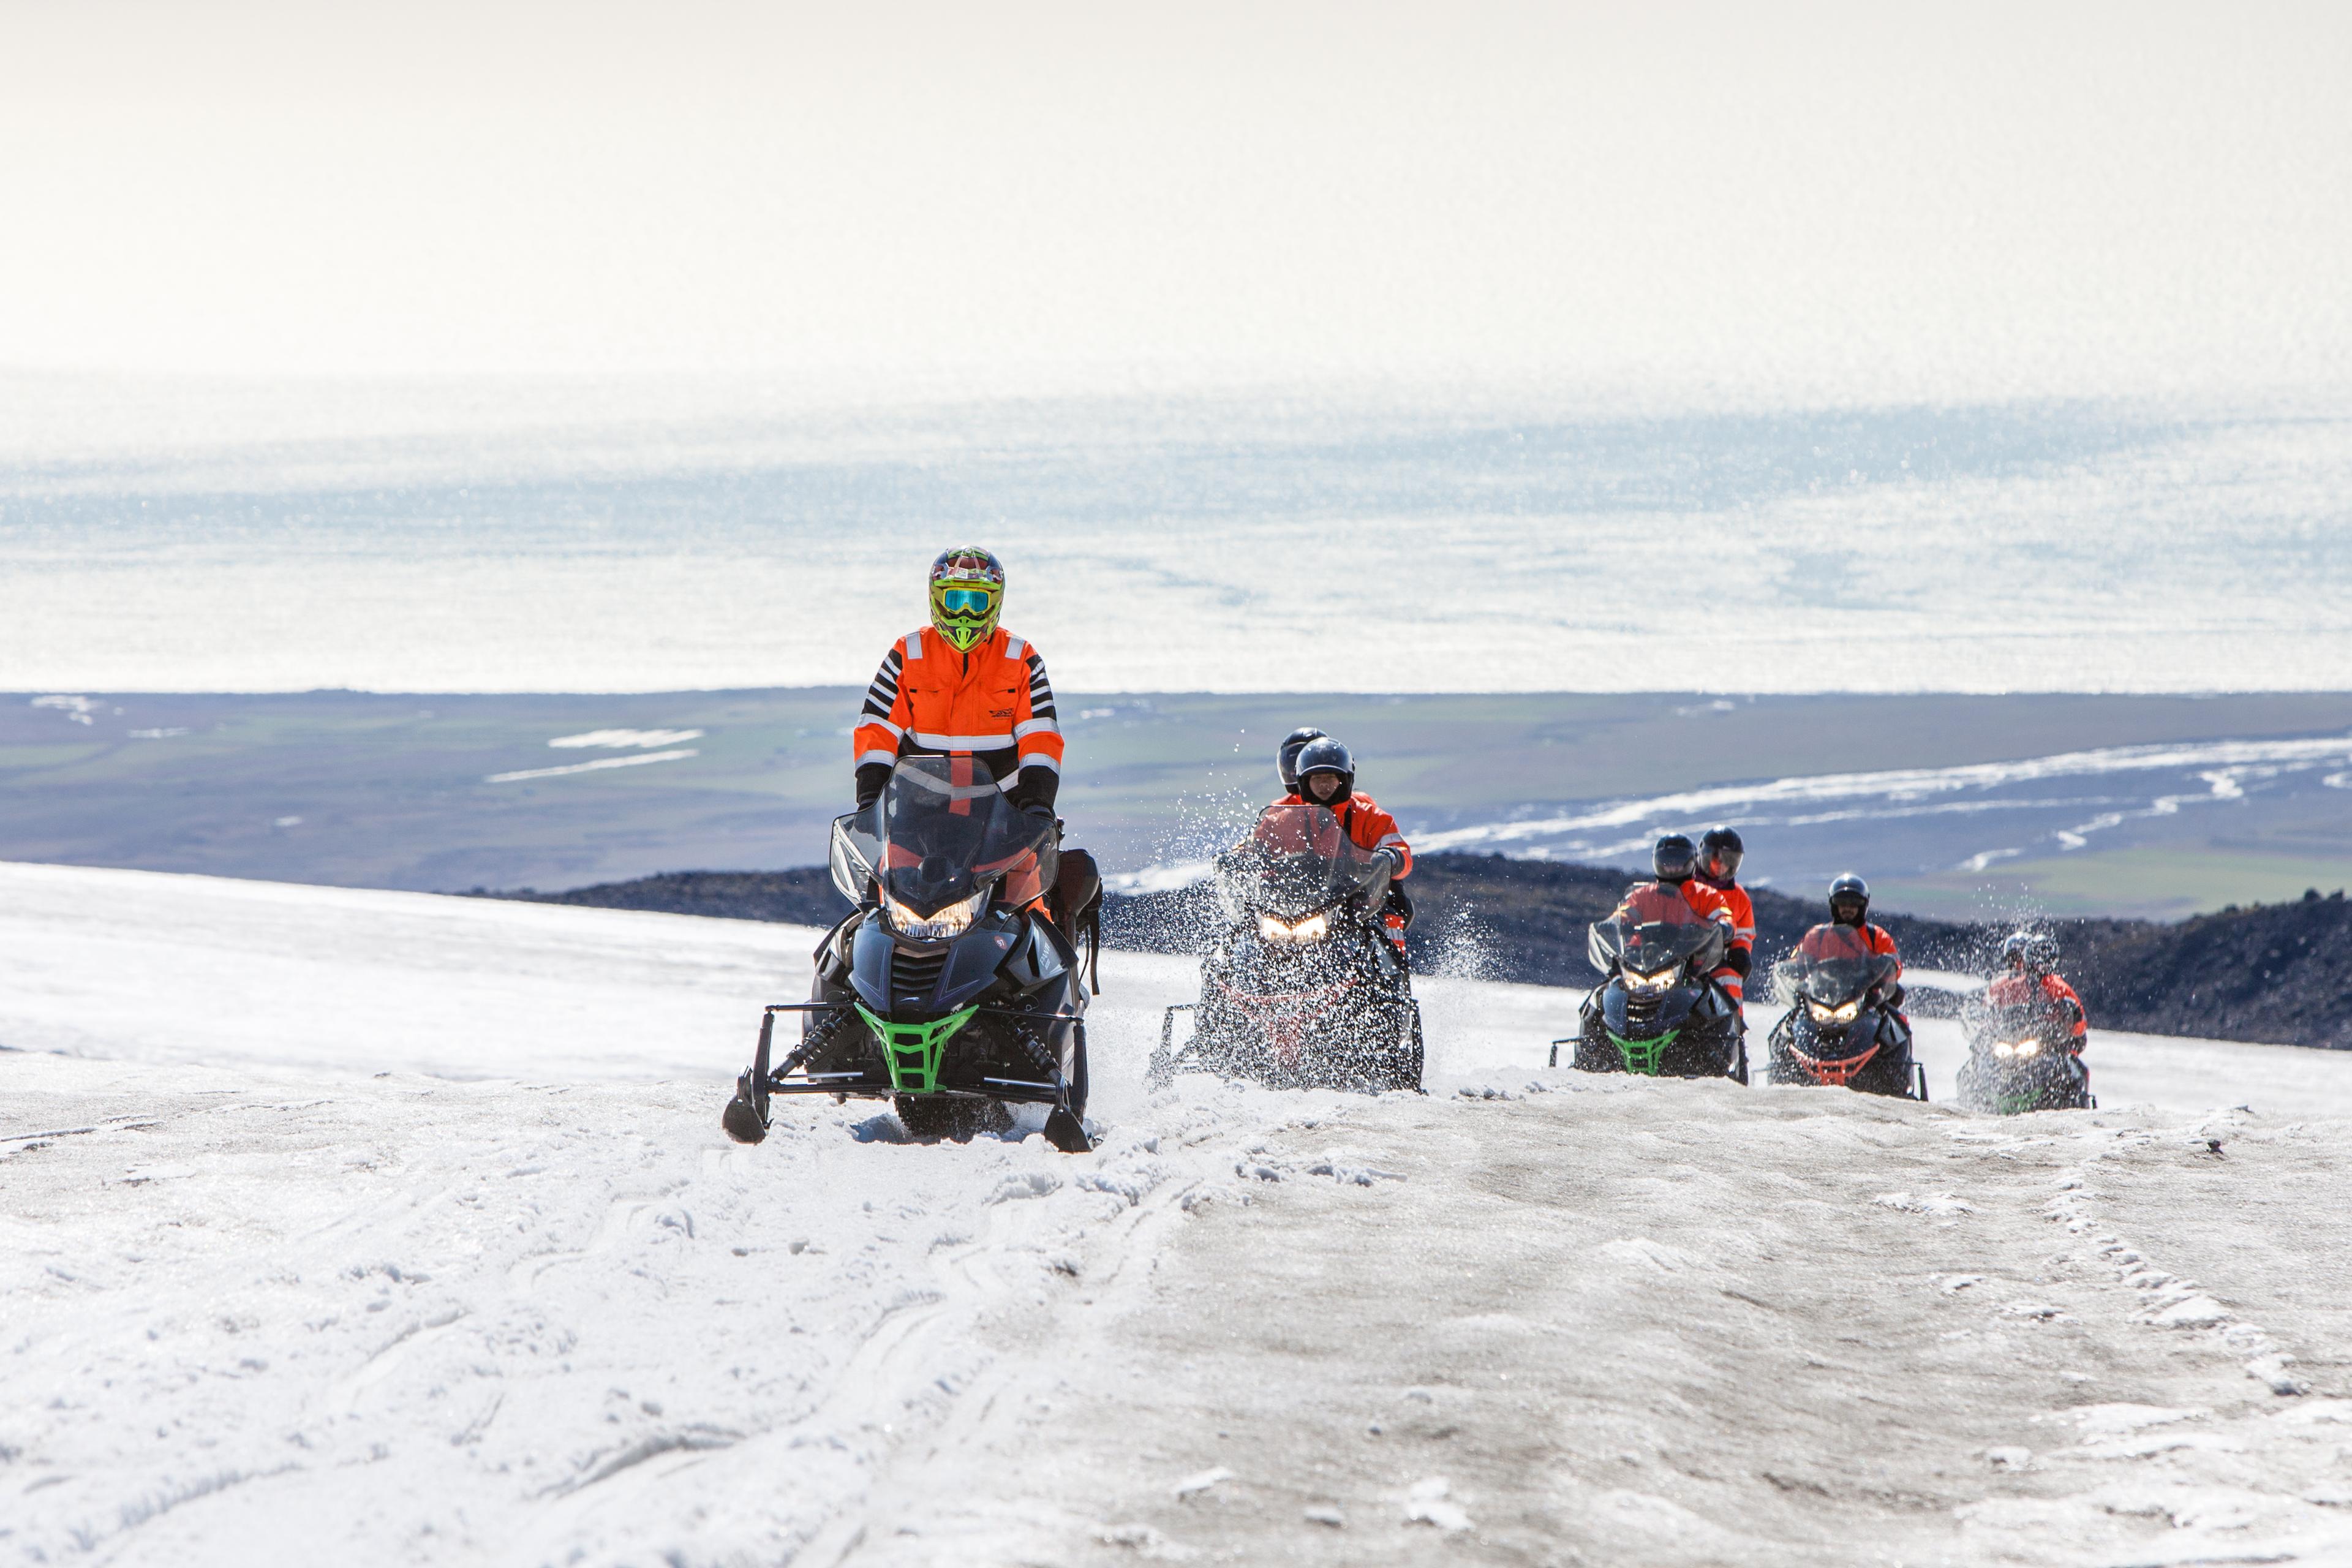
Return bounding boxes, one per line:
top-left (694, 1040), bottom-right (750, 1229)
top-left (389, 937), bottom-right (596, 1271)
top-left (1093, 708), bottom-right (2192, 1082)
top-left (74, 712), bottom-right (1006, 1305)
top-left (928, 548), bottom-right (1006, 652)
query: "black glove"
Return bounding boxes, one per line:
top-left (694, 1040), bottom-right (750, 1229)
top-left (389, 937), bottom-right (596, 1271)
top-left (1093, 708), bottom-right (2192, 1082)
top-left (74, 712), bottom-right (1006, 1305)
top-left (1008, 764), bottom-right (1060, 815)
top-left (853, 761), bottom-right (892, 812)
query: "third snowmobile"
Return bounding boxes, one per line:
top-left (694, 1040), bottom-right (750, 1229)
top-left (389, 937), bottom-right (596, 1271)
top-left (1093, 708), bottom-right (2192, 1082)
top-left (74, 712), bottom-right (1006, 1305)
top-left (1150, 802), bottom-right (1422, 1093)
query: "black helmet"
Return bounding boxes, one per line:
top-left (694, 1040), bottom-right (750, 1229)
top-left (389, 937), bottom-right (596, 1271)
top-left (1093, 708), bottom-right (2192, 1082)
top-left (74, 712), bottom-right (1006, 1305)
top-left (1652, 834), bottom-right (1698, 883)
top-left (2003, 930), bottom-right (2059, 973)
top-left (1699, 825), bottom-right (1744, 883)
top-left (1293, 736), bottom-right (1355, 804)
top-left (1277, 726), bottom-right (1328, 793)
top-left (1828, 873), bottom-right (1869, 924)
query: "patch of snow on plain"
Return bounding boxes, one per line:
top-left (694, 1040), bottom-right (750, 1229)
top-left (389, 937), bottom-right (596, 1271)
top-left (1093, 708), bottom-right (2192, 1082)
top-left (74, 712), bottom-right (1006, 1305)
top-left (484, 748), bottom-right (699, 783)
top-left (546, 728), bottom-right (705, 749)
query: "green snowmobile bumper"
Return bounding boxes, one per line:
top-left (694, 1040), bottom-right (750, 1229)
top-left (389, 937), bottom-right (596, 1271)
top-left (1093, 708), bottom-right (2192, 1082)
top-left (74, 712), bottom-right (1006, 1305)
top-left (1608, 1027), bottom-right (1681, 1076)
top-left (856, 1002), bottom-right (979, 1094)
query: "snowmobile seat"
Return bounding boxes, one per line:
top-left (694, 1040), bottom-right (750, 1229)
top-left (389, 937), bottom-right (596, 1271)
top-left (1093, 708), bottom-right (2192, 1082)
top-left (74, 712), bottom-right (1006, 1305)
top-left (1050, 846), bottom-right (1104, 993)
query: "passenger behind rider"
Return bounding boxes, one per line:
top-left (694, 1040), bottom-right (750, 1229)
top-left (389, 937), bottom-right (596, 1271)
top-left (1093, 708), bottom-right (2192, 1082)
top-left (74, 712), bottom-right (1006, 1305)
top-left (1987, 931), bottom-right (2087, 1051)
top-left (1280, 736), bottom-right (1415, 960)
top-left (1614, 835), bottom-right (1740, 993)
top-left (1694, 826), bottom-right (1756, 1011)
top-left (1825, 873), bottom-right (1905, 1017)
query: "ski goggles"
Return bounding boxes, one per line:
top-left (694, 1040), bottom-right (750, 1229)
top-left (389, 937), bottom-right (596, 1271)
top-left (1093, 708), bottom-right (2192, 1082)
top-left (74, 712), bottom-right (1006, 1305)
top-left (935, 587), bottom-right (998, 614)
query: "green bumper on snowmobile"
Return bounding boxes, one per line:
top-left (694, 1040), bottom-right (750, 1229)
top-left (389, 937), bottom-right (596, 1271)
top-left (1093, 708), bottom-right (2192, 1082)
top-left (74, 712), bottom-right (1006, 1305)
top-left (1607, 1027), bottom-right (1680, 1076)
top-left (855, 1002), bottom-right (980, 1093)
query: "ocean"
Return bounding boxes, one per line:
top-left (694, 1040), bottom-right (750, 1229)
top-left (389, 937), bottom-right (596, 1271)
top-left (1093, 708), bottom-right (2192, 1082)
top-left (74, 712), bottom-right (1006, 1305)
top-left (2, 377), bottom-right (2347, 695)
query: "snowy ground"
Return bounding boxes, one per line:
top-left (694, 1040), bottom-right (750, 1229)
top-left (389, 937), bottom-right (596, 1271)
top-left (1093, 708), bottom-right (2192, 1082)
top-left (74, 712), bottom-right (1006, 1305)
top-left (6, 862), bottom-right (2352, 1565)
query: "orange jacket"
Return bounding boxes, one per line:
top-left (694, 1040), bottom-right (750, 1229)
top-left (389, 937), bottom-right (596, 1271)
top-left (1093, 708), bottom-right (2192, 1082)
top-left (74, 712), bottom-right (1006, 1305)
top-left (1989, 971), bottom-right (2087, 1039)
top-left (1695, 876), bottom-right (1755, 958)
top-left (853, 626), bottom-right (1063, 804)
top-left (1276, 791), bottom-right (1412, 876)
top-left (1801, 921), bottom-right (1902, 978)
top-left (1612, 878), bottom-right (1735, 932)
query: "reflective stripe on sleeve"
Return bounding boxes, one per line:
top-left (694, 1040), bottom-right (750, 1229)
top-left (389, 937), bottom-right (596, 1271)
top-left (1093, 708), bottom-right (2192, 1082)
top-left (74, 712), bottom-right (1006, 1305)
top-left (1003, 636), bottom-right (1025, 658)
top-left (1012, 717), bottom-right (1060, 739)
top-left (903, 633), bottom-right (924, 660)
top-left (1016, 751), bottom-right (1062, 773)
top-left (856, 748), bottom-right (899, 769)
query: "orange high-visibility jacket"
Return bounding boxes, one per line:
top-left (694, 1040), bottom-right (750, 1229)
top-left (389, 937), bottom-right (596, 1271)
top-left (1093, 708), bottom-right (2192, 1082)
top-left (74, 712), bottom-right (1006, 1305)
top-left (1989, 971), bottom-right (2088, 1040)
top-left (1697, 877), bottom-right (1756, 958)
top-left (853, 626), bottom-right (1063, 804)
top-left (1801, 921), bottom-right (1902, 978)
top-left (1616, 877), bottom-right (1734, 929)
top-left (1276, 791), bottom-right (1412, 876)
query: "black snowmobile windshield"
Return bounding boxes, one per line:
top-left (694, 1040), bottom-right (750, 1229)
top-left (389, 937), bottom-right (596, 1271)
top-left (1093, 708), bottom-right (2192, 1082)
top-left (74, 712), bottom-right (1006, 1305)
top-left (829, 755), bottom-right (1054, 918)
top-left (878, 755), bottom-right (1054, 917)
top-left (1588, 885), bottom-right (1725, 978)
top-left (1784, 924), bottom-right (1898, 1006)
top-left (1226, 802), bottom-right (1390, 921)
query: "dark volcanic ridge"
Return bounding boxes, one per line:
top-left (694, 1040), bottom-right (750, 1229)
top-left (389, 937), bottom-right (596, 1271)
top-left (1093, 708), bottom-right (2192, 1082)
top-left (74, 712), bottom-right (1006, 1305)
top-left (482, 855), bottom-right (2352, 1052)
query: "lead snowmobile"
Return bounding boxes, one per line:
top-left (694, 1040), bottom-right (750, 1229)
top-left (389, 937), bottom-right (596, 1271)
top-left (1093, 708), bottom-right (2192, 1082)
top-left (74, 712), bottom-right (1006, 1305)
top-left (1553, 888), bottom-right (1746, 1080)
top-left (1954, 995), bottom-right (2094, 1114)
top-left (721, 755), bottom-right (1094, 1152)
top-left (1150, 802), bottom-right (1422, 1093)
top-left (1765, 924), bottom-right (1928, 1100)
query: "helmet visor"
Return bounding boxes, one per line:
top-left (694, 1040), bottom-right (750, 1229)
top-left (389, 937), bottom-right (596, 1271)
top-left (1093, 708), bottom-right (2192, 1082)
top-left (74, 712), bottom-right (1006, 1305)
top-left (1704, 847), bottom-right (1743, 880)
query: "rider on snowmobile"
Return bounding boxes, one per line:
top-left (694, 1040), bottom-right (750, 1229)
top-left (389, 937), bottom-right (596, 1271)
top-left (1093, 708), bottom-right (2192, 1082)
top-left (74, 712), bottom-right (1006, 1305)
top-left (851, 548), bottom-right (1072, 917)
top-left (853, 548), bottom-right (1063, 813)
top-left (1694, 825), bottom-right (1756, 1009)
top-left (1986, 931), bottom-right (2087, 1048)
top-left (1610, 834), bottom-right (1739, 989)
top-left (1283, 736), bottom-right (1414, 957)
top-left (1824, 873), bottom-right (1905, 1012)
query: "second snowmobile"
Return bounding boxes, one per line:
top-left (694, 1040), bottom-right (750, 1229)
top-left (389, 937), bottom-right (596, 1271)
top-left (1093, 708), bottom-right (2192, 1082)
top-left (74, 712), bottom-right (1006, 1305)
top-left (721, 755), bottom-right (1095, 1152)
top-left (1766, 924), bottom-right (1927, 1100)
top-left (1150, 802), bottom-right (1422, 1093)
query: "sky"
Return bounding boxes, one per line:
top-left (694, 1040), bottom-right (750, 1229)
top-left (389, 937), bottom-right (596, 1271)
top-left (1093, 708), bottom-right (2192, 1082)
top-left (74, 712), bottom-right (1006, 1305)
top-left (2, 1), bottom-right (2349, 402)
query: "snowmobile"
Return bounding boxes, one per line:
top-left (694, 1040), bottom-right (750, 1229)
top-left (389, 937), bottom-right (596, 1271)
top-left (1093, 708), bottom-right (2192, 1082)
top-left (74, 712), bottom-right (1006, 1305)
top-left (1550, 887), bottom-right (1746, 1080)
top-left (1765, 924), bottom-right (1928, 1100)
top-left (1150, 802), bottom-right (1422, 1093)
top-left (721, 754), bottom-right (1094, 1153)
top-left (1954, 995), bottom-right (2094, 1114)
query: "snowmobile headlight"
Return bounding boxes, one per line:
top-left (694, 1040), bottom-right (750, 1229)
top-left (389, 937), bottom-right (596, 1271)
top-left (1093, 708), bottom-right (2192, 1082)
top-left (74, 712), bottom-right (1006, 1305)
top-left (1624, 964), bottom-right (1680, 995)
top-left (2008, 1037), bottom-right (2042, 1058)
top-left (1807, 998), bottom-right (1861, 1025)
top-left (1992, 1040), bottom-right (2015, 1059)
top-left (886, 886), bottom-right (987, 941)
top-left (1256, 911), bottom-right (1332, 945)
